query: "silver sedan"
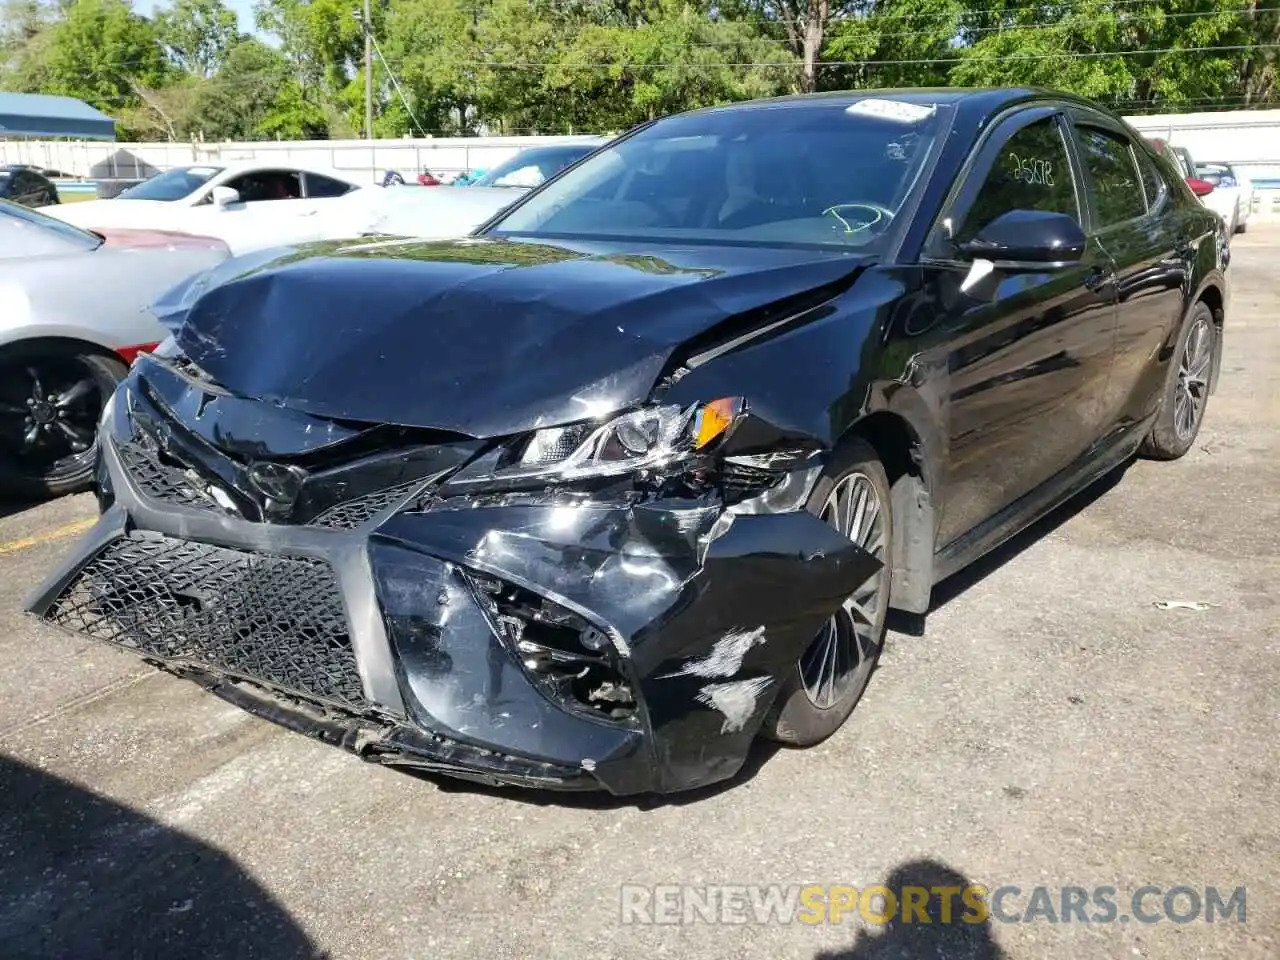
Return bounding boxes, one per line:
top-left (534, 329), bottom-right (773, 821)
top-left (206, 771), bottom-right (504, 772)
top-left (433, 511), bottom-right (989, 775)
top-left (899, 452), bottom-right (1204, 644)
top-left (0, 200), bottom-right (230, 498)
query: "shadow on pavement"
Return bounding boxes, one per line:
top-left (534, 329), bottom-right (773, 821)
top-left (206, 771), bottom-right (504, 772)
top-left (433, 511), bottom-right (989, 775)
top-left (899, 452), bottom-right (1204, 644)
top-left (0, 753), bottom-right (324, 960)
top-left (815, 859), bottom-right (1006, 960)
top-left (0, 496), bottom-right (42, 522)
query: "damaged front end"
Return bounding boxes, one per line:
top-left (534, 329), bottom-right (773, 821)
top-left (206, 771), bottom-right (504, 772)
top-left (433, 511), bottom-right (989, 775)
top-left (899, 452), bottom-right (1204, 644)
top-left (27, 347), bottom-right (880, 795)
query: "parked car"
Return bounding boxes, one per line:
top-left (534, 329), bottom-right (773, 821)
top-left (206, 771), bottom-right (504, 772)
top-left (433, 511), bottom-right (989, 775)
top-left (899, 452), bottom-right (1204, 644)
top-left (0, 165), bottom-right (58, 207)
top-left (1197, 161), bottom-right (1252, 234)
top-left (30, 88), bottom-right (1228, 796)
top-left (273, 183), bottom-right (528, 247)
top-left (39, 160), bottom-right (365, 254)
top-left (1145, 138), bottom-right (1245, 234)
top-left (466, 140), bottom-right (607, 188)
top-left (0, 201), bottom-right (230, 498)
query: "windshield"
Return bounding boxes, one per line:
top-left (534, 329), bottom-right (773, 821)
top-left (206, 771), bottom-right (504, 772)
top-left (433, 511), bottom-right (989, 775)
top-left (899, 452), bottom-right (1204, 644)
top-left (0, 200), bottom-right (102, 258)
top-left (1196, 163), bottom-right (1236, 187)
top-left (118, 165), bottom-right (223, 201)
top-left (489, 99), bottom-right (944, 250)
top-left (472, 146), bottom-right (598, 188)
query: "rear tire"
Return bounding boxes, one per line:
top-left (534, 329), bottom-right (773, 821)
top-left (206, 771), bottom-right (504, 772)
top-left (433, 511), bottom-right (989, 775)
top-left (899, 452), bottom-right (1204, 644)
top-left (0, 343), bottom-right (125, 499)
top-left (760, 437), bottom-right (892, 746)
top-left (1140, 302), bottom-right (1215, 461)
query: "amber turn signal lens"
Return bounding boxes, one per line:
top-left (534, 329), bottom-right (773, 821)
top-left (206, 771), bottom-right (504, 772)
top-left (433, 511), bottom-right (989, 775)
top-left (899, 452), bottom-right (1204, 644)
top-left (694, 397), bottom-right (744, 450)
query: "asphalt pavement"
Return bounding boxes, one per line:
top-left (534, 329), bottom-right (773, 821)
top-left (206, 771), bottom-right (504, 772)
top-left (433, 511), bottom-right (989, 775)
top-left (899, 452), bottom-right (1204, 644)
top-left (0, 228), bottom-right (1277, 960)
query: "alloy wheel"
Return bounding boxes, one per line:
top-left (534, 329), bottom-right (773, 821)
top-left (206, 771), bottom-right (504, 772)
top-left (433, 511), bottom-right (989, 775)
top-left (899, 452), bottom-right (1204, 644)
top-left (800, 471), bottom-right (889, 709)
top-left (0, 358), bottom-right (103, 483)
top-left (1173, 313), bottom-right (1213, 442)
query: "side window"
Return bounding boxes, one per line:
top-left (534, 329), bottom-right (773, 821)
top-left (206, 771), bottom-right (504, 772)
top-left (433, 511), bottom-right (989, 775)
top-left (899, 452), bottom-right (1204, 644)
top-left (1133, 147), bottom-right (1166, 212)
top-left (224, 170), bottom-right (303, 203)
top-left (956, 118), bottom-right (1078, 242)
top-left (1077, 127), bottom-right (1147, 226)
top-left (306, 173), bottom-right (354, 198)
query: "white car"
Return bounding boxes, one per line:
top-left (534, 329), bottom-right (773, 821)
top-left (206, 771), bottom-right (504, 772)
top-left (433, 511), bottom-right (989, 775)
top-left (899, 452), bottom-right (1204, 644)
top-left (1196, 162), bottom-right (1252, 234)
top-left (39, 161), bottom-right (367, 254)
top-left (310, 184), bottom-right (525, 242)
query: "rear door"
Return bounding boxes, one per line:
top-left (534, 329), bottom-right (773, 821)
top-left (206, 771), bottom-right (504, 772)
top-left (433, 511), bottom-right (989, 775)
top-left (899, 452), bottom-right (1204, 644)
top-left (1067, 114), bottom-right (1188, 431)
top-left (918, 107), bottom-right (1119, 548)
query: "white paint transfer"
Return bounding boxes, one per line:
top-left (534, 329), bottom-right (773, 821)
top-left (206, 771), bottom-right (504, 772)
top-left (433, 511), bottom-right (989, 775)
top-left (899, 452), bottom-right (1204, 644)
top-left (696, 677), bottom-right (773, 733)
top-left (664, 625), bottom-right (767, 680)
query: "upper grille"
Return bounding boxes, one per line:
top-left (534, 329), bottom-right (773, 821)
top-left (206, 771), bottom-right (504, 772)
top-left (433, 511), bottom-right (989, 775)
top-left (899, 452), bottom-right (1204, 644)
top-left (115, 439), bottom-right (218, 512)
top-left (45, 534), bottom-right (367, 711)
top-left (307, 479), bottom-right (424, 529)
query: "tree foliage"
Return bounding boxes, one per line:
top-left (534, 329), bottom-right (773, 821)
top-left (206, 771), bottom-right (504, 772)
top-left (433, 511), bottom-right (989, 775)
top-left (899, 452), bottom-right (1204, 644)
top-left (0, 0), bottom-right (1275, 142)
top-left (156, 0), bottom-right (239, 77)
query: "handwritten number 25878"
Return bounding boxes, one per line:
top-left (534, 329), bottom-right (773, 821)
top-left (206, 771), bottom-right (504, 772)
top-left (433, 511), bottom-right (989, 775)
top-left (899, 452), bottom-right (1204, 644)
top-left (1009, 152), bottom-right (1054, 187)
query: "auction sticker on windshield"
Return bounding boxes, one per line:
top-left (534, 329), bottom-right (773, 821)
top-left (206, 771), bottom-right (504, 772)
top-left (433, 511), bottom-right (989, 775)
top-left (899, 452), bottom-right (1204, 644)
top-left (845, 99), bottom-right (937, 124)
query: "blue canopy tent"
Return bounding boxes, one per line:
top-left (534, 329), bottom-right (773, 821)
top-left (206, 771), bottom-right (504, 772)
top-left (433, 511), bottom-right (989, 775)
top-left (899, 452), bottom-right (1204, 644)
top-left (0, 93), bottom-right (115, 140)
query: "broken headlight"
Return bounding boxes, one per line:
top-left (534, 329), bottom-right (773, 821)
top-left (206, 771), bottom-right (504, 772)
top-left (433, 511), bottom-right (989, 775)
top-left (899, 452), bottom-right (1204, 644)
top-left (481, 398), bottom-right (745, 487)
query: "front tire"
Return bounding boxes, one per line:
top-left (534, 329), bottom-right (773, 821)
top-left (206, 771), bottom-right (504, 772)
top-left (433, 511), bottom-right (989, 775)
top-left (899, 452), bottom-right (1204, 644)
top-left (0, 343), bottom-right (125, 499)
top-left (760, 437), bottom-right (892, 746)
top-left (1140, 302), bottom-right (1215, 461)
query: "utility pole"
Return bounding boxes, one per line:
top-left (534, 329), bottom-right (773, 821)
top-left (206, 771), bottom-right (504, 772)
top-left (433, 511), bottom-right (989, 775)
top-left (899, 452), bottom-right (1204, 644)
top-left (363, 0), bottom-right (373, 140)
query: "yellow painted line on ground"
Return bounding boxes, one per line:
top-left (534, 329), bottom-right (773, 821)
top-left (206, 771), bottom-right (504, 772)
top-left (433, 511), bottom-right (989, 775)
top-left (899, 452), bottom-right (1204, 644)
top-left (0, 516), bottom-right (96, 557)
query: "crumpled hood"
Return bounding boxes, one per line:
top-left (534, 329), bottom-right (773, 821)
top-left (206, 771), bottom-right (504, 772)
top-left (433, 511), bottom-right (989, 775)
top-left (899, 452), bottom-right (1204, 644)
top-left (172, 235), bottom-right (867, 437)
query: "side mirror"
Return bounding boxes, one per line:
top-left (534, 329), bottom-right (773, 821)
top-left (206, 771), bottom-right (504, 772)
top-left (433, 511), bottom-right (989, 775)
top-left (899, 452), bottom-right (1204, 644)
top-left (210, 185), bottom-right (240, 208)
top-left (1185, 177), bottom-right (1215, 197)
top-left (957, 209), bottom-right (1087, 267)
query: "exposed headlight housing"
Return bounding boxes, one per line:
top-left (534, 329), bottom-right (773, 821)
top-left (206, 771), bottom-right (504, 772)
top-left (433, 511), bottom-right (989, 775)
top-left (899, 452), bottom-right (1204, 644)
top-left (450, 398), bottom-right (746, 491)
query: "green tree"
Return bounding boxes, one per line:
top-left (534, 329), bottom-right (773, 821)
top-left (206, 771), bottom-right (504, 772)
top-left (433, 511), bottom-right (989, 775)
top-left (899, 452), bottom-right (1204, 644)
top-left (189, 38), bottom-right (326, 139)
top-left (39, 0), bottom-right (171, 137)
top-left (156, 0), bottom-right (240, 77)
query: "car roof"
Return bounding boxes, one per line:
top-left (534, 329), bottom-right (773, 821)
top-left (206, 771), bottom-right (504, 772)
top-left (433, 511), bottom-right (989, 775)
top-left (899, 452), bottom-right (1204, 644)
top-left (683, 86), bottom-right (1111, 124)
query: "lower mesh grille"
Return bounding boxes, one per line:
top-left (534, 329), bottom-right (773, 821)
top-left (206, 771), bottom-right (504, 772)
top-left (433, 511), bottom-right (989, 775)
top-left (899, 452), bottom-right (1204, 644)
top-left (45, 535), bottom-right (366, 711)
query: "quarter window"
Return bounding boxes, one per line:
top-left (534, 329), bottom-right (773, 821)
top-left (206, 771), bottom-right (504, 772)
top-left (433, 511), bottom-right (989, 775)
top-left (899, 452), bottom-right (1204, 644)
top-left (1077, 127), bottom-right (1147, 226)
top-left (306, 173), bottom-right (354, 198)
top-left (957, 118), bottom-right (1078, 241)
top-left (1134, 149), bottom-right (1165, 212)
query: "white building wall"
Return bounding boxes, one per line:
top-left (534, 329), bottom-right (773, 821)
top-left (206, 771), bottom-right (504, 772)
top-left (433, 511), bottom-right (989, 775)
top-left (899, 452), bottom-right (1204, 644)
top-left (5, 107), bottom-right (1280, 207)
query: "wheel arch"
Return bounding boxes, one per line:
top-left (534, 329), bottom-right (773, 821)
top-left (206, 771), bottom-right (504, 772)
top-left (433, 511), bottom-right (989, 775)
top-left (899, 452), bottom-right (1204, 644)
top-left (840, 399), bottom-right (941, 615)
top-left (1191, 277), bottom-right (1225, 394)
top-left (0, 331), bottom-right (134, 369)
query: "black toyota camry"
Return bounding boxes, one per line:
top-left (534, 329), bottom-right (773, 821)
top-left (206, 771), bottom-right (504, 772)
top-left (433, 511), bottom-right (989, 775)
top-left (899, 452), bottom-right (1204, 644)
top-left (28, 88), bottom-right (1228, 796)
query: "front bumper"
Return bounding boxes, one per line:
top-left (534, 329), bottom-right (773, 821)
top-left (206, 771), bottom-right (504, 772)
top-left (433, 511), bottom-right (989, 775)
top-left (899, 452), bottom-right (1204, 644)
top-left (28, 393), bottom-right (878, 796)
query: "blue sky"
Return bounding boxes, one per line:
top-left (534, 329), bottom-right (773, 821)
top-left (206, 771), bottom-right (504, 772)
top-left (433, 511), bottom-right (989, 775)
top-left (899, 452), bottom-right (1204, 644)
top-left (135, 0), bottom-right (261, 36)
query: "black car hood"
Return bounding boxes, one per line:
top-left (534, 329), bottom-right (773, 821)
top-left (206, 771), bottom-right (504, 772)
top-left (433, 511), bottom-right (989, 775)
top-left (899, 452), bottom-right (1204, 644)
top-left (173, 235), bottom-right (868, 438)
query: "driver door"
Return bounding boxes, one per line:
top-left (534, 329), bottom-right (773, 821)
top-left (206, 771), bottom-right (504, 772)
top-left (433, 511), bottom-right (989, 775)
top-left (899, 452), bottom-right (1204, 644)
top-left (183, 170), bottom-right (311, 251)
top-left (916, 109), bottom-right (1119, 550)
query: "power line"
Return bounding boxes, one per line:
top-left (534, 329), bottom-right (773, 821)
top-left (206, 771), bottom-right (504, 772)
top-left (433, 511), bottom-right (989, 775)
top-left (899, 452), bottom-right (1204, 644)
top-left (680, 6), bottom-right (1280, 46)
top-left (52, 41), bottom-right (1280, 87)
top-left (24, 0), bottom-right (1277, 71)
